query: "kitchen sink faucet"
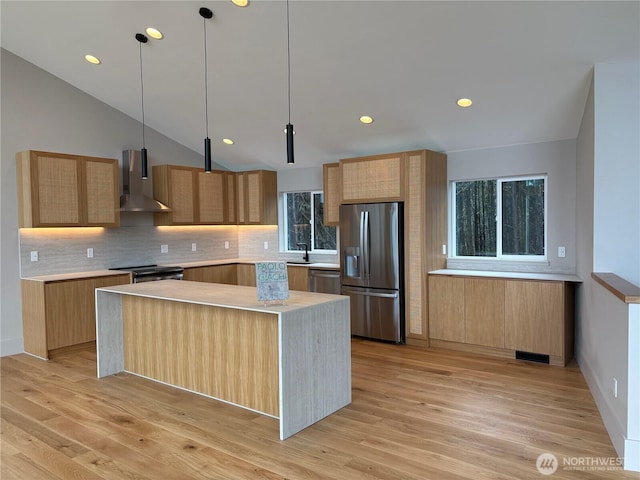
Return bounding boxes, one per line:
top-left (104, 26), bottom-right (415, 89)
top-left (297, 243), bottom-right (310, 262)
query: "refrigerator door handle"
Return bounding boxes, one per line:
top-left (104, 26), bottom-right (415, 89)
top-left (342, 288), bottom-right (398, 299)
top-left (362, 210), bottom-right (370, 279)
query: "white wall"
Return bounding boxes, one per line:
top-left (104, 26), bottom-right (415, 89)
top-left (575, 62), bottom-right (640, 471)
top-left (446, 139), bottom-right (577, 273)
top-left (0, 49), bottom-right (225, 355)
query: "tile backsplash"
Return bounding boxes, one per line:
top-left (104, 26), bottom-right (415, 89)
top-left (19, 224), bottom-right (338, 277)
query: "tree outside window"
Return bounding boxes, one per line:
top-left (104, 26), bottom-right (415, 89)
top-left (454, 176), bottom-right (546, 259)
top-left (284, 192), bottom-right (337, 252)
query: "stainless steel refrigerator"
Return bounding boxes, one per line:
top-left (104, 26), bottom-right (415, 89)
top-left (340, 202), bottom-right (404, 343)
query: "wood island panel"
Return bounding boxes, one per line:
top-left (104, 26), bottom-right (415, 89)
top-left (123, 296), bottom-right (280, 416)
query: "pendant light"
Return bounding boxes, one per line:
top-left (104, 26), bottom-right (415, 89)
top-left (199, 7), bottom-right (214, 173)
top-left (285, 0), bottom-right (294, 165)
top-left (135, 33), bottom-right (149, 179)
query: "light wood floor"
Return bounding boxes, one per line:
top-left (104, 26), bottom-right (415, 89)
top-left (2, 339), bottom-right (638, 480)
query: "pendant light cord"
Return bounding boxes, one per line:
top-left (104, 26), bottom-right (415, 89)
top-left (139, 41), bottom-right (146, 148)
top-left (286, 0), bottom-right (291, 124)
top-left (203, 16), bottom-right (210, 139)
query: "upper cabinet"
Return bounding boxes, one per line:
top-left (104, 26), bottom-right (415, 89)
top-left (322, 163), bottom-right (340, 226)
top-left (153, 166), bottom-right (276, 226)
top-left (340, 152), bottom-right (404, 204)
top-left (236, 170), bottom-right (278, 225)
top-left (16, 150), bottom-right (120, 228)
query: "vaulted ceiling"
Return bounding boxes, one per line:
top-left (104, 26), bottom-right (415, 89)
top-left (2, 1), bottom-right (638, 171)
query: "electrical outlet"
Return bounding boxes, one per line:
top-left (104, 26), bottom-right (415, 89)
top-left (87, 248), bottom-right (94, 258)
top-left (161, 244), bottom-right (169, 254)
top-left (263, 241), bottom-right (269, 250)
top-left (442, 244), bottom-right (447, 255)
top-left (191, 243), bottom-right (197, 252)
top-left (30, 251), bottom-right (38, 262)
top-left (614, 378), bottom-right (618, 398)
top-left (558, 246), bottom-right (566, 258)
top-left (224, 241), bottom-right (230, 249)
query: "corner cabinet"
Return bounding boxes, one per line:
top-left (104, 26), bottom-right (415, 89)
top-left (16, 150), bottom-right (120, 228)
top-left (21, 273), bottom-right (131, 359)
top-left (236, 170), bottom-right (278, 225)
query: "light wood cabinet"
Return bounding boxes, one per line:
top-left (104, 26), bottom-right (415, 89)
top-left (153, 166), bottom-right (234, 225)
top-left (236, 263), bottom-right (257, 287)
top-left (17, 150), bottom-right (120, 228)
top-left (236, 170), bottom-right (278, 225)
top-left (340, 153), bottom-right (404, 203)
top-left (183, 264), bottom-right (237, 284)
top-left (287, 266), bottom-right (309, 292)
top-left (428, 274), bottom-right (574, 366)
top-left (21, 274), bottom-right (130, 359)
top-left (505, 280), bottom-right (571, 360)
top-left (322, 163), bottom-right (340, 225)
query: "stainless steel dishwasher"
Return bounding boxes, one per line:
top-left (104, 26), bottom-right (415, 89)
top-left (308, 269), bottom-right (341, 294)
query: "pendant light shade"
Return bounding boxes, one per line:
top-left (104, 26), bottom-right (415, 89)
top-left (200, 7), bottom-right (214, 173)
top-left (285, 0), bottom-right (294, 165)
top-left (135, 33), bottom-right (149, 179)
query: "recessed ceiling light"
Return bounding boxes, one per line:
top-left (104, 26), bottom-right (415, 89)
top-left (456, 98), bottom-right (473, 108)
top-left (359, 115), bottom-right (374, 124)
top-left (84, 54), bottom-right (101, 65)
top-left (146, 27), bottom-right (163, 40)
top-left (223, 138), bottom-right (234, 145)
top-left (232, 0), bottom-right (250, 7)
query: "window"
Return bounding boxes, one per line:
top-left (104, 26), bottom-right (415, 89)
top-left (283, 191), bottom-right (337, 253)
top-left (452, 176), bottom-right (546, 259)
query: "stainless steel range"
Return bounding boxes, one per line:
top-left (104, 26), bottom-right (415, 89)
top-left (110, 265), bottom-right (184, 283)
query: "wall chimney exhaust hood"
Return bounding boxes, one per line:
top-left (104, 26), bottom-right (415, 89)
top-left (120, 150), bottom-right (171, 212)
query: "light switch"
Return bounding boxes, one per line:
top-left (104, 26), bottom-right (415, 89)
top-left (224, 241), bottom-right (230, 249)
top-left (30, 251), bottom-right (38, 262)
top-left (87, 248), bottom-right (94, 258)
top-left (191, 243), bottom-right (197, 252)
top-left (263, 241), bottom-right (269, 250)
top-left (161, 244), bottom-right (169, 254)
top-left (558, 246), bottom-right (566, 258)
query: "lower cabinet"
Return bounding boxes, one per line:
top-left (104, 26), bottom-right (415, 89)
top-left (21, 274), bottom-right (131, 359)
top-left (236, 264), bottom-right (257, 287)
top-left (183, 264), bottom-right (237, 284)
top-left (286, 266), bottom-right (309, 292)
top-left (428, 274), bottom-right (574, 366)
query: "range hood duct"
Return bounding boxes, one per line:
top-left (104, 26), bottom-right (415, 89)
top-left (120, 150), bottom-right (171, 212)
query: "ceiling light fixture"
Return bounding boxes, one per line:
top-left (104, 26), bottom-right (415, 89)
top-left (457, 98), bottom-right (473, 108)
top-left (285, 0), bottom-right (294, 165)
top-left (231, 0), bottom-right (249, 7)
top-left (135, 33), bottom-right (149, 179)
top-left (145, 27), bottom-right (163, 40)
top-left (84, 54), bottom-right (101, 65)
top-left (199, 7), bottom-right (214, 173)
top-left (359, 115), bottom-right (374, 124)
top-left (223, 138), bottom-right (234, 145)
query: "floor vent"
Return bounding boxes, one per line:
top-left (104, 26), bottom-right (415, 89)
top-left (515, 350), bottom-right (550, 364)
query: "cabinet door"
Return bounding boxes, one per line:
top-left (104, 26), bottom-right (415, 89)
top-left (85, 157), bottom-right (120, 227)
top-left (287, 266), bottom-right (309, 292)
top-left (226, 172), bottom-right (237, 224)
top-left (236, 264), bottom-right (257, 287)
top-left (197, 170), bottom-right (226, 224)
top-left (183, 265), bottom-right (237, 284)
top-left (340, 153), bottom-right (404, 203)
top-left (464, 278), bottom-right (505, 348)
top-left (323, 163), bottom-right (340, 226)
top-left (428, 276), bottom-right (465, 342)
top-left (236, 173), bottom-right (246, 224)
top-left (237, 170), bottom-right (278, 225)
top-left (169, 167), bottom-right (197, 224)
top-left (45, 275), bottom-right (130, 350)
top-left (504, 280), bottom-right (563, 356)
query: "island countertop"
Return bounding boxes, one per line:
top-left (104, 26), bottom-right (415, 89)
top-left (97, 280), bottom-right (345, 314)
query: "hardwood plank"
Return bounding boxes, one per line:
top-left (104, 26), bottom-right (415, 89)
top-left (2, 339), bottom-right (637, 479)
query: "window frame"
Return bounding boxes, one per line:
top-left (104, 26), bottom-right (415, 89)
top-left (281, 190), bottom-right (338, 254)
top-left (450, 174), bottom-right (548, 262)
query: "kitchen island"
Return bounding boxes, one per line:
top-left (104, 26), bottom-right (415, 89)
top-left (95, 280), bottom-right (351, 440)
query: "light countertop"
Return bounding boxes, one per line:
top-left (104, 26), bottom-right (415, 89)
top-left (22, 269), bottom-right (132, 282)
top-left (97, 279), bottom-right (346, 314)
top-left (429, 269), bottom-right (582, 282)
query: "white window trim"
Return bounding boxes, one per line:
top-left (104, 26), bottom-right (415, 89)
top-left (450, 174), bottom-right (548, 262)
top-left (280, 190), bottom-right (338, 254)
